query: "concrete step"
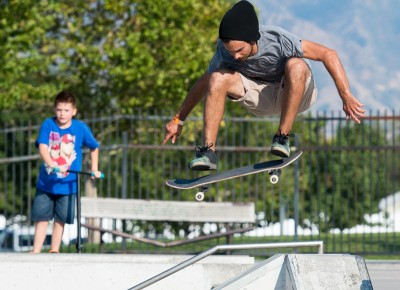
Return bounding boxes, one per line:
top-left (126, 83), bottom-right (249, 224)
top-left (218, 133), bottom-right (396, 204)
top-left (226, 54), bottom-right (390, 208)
top-left (0, 253), bottom-right (254, 290)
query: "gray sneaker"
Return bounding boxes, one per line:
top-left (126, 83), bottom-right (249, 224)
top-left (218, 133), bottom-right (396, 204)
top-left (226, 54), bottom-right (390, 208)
top-left (271, 133), bottom-right (293, 158)
top-left (189, 144), bottom-right (218, 171)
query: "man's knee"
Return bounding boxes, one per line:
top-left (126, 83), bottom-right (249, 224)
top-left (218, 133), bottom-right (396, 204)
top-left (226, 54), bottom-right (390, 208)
top-left (210, 69), bottom-right (236, 84)
top-left (285, 58), bottom-right (310, 80)
top-left (209, 69), bottom-right (242, 95)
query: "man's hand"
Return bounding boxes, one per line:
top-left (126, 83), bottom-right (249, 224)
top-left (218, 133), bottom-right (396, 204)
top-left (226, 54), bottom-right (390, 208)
top-left (342, 95), bottom-right (365, 123)
top-left (162, 119), bottom-right (183, 144)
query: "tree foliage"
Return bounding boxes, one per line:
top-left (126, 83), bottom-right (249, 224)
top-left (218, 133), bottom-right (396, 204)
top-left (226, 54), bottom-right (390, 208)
top-left (0, 0), bottom-right (233, 117)
top-left (302, 121), bottom-right (389, 231)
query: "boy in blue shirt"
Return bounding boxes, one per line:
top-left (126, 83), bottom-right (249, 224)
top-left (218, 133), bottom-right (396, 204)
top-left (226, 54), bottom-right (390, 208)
top-left (31, 91), bottom-right (102, 253)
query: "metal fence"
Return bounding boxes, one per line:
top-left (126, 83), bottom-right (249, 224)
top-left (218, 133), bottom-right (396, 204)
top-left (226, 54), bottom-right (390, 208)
top-left (0, 110), bottom-right (399, 256)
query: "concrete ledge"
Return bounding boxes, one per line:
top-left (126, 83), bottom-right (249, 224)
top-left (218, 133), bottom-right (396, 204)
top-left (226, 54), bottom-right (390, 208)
top-left (0, 253), bottom-right (254, 290)
top-left (214, 254), bottom-right (373, 290)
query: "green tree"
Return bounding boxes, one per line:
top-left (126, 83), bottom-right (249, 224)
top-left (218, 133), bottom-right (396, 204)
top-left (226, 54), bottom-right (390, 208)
top-left (0, 0), bottom-right (233, 119)
top-left (303, 121), bottom-right (387, 231)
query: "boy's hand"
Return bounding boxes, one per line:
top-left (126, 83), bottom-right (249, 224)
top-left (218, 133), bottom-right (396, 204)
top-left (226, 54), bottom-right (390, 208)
top-left (91, 170), bottom-right (103, 179)
top-left (54, 165), bottom-right (68, 173)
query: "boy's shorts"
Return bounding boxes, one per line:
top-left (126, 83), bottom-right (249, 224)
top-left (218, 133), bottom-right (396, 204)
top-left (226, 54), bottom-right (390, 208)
top-left (31, 189), bottom-right (76, 224)
top-left (230, 71), bottom-right (318, 116)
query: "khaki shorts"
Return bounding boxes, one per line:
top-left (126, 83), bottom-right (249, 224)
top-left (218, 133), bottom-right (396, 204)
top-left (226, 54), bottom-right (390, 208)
top-left (230, 73), bottom-right (318, 116)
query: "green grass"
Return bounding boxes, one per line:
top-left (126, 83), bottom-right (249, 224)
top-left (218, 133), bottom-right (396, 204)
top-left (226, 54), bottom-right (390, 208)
top-left (61, 232), bottom-right (400, 260)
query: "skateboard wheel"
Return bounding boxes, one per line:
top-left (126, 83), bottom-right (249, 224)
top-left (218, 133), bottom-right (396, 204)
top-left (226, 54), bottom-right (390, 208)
top-left (270, 175), bottom-right (279, 184)
top-left (195, 192), bottom-right (205, 201)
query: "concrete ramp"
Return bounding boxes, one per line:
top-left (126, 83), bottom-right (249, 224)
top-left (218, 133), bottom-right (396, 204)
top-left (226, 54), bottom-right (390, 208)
top-left (0, 253), bottom-right (254, 290)
top-left (214, 254), bottom-right (373, 290)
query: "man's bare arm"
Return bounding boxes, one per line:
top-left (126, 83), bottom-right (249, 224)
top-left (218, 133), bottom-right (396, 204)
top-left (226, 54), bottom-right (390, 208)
top-left (163, 72), bottom-right (211, 144)
top-left (302, 40), bottom-right (365, 123)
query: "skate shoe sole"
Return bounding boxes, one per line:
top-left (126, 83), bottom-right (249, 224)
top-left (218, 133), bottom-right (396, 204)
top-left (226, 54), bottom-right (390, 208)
top-left (271, 146), bottom-right (290, 158)
top-left (190, 162), bottom-right (217, 171)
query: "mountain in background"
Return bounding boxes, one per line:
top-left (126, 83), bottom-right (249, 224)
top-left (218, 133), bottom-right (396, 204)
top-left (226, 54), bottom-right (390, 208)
top-left (252, 0), bottom-right (400, 114)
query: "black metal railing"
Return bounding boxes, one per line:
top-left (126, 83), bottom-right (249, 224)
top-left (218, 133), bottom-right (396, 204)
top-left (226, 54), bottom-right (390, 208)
top-left (0, 110), bottom-right (399, 255)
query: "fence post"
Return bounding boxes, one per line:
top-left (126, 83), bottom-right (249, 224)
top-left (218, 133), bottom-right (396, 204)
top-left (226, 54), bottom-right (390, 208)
top-left (121, 131), bottom-right (128, 252)
top-left (294, 134), bottom-right (299, 242)
top-left (85, 176), bottom-right (100, 244)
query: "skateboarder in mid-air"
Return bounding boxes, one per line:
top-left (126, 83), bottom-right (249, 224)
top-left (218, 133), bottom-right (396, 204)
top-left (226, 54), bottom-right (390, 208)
top-left (162, 0), bottom-right (365, 171)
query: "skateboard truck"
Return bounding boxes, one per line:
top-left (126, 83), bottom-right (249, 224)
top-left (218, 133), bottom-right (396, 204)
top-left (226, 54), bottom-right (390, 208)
top-left (269, 169), bottom-right (281, 184)
top-left (195, 185), bottom-right (208, 201)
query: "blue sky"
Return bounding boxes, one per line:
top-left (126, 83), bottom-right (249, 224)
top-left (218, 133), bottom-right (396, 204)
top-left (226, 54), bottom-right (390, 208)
top-left (252, 0), bottom-right (400, 114)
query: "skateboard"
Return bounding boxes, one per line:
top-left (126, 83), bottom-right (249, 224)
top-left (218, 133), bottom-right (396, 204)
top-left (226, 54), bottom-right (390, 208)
top-left (166, 151), bottom-right (302, 201)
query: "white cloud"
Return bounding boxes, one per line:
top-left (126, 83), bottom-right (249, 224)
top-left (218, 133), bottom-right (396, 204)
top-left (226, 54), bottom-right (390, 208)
top-left (387, 71), bottom-right (400, 90)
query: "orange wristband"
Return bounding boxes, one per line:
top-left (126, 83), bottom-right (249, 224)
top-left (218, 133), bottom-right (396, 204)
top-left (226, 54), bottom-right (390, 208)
top-left (172, 116), bottom-right (184, 125)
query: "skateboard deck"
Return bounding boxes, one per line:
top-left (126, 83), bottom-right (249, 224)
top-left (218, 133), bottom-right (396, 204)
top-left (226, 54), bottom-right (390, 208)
top-left (166, 151), bottom-right (302, 191)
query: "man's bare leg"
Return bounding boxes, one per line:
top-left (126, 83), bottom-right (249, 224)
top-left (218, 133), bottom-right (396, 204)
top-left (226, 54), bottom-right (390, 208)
top-left (271, 58), bottom-right (310, 157)
top-left (190, 69), bottom-right (244, 170)
top-left (204, 70), bottom-right (245, 150)
top-left (277, 58), bottom-right (310, 135)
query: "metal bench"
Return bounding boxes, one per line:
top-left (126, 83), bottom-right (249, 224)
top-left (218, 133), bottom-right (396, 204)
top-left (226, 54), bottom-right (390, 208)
top-left (80, 197), bottom-right (256, 248)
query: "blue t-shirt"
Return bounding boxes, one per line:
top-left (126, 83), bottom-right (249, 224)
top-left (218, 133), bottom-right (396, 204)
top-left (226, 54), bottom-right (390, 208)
top-left (36, 117), bottom-right (99, 195)
top-left (208, 25), bottom-right (311, 83)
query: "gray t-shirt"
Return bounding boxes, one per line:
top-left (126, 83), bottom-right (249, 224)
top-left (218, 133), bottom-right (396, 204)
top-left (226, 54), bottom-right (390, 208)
top-left (208, 25), bottom-right (311, 83)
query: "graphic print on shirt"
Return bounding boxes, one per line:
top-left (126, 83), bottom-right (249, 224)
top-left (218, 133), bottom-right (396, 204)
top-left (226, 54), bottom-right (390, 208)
top-left (47, 132), bottom-right (77, 178)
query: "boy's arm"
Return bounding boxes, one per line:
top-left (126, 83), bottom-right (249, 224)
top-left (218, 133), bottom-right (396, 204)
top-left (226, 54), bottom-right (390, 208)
top-left (38, 143), bottom-right (68, 173)
top-left (38, 144), bottom-right (53, 166)
top-left (38, 143), bottom-right (57, 168)
top-left (90, 148), bottom-right (102, 178)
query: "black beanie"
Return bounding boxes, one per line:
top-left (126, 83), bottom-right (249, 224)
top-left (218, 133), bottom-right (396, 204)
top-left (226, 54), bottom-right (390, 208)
top-left (219, 1), bottom-right (261, 42)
